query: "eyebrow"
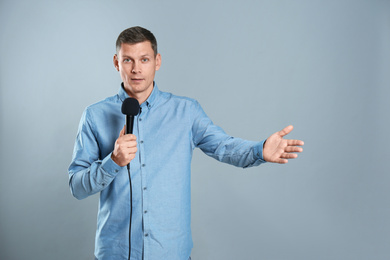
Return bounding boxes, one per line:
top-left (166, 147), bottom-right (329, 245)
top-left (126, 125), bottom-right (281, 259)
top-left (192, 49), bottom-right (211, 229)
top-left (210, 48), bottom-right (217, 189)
top-left (121, 54), bottom-right (151, 59)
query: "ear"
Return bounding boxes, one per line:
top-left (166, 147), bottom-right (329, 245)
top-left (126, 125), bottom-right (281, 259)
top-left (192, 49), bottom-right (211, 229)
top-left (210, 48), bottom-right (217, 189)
top-left (113, 54), bottom-right (119, 71)
top-left (155, 53), bottom-right (161, 71)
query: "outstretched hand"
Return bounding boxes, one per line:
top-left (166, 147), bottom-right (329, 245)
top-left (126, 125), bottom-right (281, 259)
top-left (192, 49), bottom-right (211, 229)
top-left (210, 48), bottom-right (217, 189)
top-left (263, 125), bottom-right (304, 164)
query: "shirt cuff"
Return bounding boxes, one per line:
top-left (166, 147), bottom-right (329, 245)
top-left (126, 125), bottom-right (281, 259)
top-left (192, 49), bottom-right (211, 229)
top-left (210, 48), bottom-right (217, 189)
top-left (101, 152), bottom-right (124, 177)
top-left (253, 140), bottom-right (266, 162)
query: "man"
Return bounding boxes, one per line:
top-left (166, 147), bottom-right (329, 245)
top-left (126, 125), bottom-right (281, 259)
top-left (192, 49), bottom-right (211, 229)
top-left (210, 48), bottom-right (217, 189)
top-left (68, 26), bottom-right (304, 260)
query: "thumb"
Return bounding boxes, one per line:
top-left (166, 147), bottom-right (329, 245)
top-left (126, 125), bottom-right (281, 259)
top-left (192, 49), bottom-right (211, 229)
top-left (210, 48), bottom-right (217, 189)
top-left (278, 125), bottom-right (293, 137)
top-left (119, 125), bottom-right (126, 137)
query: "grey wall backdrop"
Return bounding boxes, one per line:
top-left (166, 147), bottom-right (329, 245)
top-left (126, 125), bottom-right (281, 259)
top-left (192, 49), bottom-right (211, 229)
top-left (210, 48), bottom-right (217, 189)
top-left (1, 0), bottom-right (389, 259)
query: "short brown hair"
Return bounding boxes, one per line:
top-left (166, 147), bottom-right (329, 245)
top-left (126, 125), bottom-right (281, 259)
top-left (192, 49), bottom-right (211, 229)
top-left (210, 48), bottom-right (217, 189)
top-left (116, 26), bottom-right (158, 56)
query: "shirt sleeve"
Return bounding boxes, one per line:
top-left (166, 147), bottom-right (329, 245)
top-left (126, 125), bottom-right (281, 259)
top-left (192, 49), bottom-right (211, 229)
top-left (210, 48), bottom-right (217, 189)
top-left (191, 101), bottom-right (266, 168)
top-left (68, 108), bottom-right (123, 200)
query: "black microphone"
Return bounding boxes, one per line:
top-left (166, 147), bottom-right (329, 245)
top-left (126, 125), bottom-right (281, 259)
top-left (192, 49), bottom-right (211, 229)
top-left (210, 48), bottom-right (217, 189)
top-left (121, 97), bottom-right (139, 260)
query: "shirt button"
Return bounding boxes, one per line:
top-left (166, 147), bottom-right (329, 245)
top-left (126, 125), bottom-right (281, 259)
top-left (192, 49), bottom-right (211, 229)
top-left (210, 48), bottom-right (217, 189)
top-left (144, 210), bottom-right (147, 214)
top-left (142, 164), bottom-right (146, 167)
top-left (145, 233), bottom-right (149, 237)
top-left (139, 118), bottom-right (142, 121)
top-left (143, 187), bottom-right (147, 190)
top-left (140, 140), bottom-right (144, 144)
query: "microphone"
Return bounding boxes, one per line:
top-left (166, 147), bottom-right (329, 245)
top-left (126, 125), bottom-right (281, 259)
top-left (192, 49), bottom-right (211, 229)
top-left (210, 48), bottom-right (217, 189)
top-left (121, 97), bottom-right (139, 260)
top-left (121, 98), bottom-right (140, 169)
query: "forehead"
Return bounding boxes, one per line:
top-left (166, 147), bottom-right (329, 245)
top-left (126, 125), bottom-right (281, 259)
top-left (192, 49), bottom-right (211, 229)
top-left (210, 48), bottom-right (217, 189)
top-left (118, 41), bottom-right (154, 57)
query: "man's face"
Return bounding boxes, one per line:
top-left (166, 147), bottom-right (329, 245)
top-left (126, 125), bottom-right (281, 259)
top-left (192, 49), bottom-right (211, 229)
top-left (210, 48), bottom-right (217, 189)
top-left (114, 41), bottom-right (161, 101)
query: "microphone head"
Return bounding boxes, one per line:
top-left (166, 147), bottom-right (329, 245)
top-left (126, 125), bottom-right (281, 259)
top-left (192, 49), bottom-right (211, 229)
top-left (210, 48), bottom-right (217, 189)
top-left (121, 98), bottom-right (140, 116)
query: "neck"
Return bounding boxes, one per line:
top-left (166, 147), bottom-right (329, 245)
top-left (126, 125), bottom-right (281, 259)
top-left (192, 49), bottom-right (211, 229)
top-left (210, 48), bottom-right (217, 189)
top-left (127, 86), bottom-right (153, 105)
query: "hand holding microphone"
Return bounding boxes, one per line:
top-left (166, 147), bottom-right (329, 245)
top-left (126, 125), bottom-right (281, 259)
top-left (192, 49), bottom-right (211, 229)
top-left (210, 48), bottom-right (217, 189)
top-left (111, 98), bottom-right (140, 167)
top-left (111, 127), bottom-right (138, 167)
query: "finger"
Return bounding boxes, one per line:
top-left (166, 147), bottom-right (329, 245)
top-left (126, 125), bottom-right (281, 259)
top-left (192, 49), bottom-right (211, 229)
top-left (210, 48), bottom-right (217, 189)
top-left (119, 141), bottom-right (138, 151)
top-left (287, 139), bottom-right (304, 146)
top-left (275, 158), bottom-right (289, 164)
top-left (120, 134), bottom-right (137, 141)
top-left (278, 125), bottom-right (293, 137)
top-left (127, 140), bottom-right (138, 148)
top-left (128, 153), bottom-right (136, 161)
top-left (280, 153), bottom-right (298, 159)
top-left (284, 146), bottom-right (303, 153)
top-left (122, 152), bottom-right (137, 163)
top-left (125, 134), bottom-right (137, 140)
top-left (126, 146), bottom-right (138, 154)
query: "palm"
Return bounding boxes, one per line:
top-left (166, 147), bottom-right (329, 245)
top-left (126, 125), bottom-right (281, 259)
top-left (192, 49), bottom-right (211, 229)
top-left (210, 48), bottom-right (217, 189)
top-left (263, 125), bottom-right (304, 164)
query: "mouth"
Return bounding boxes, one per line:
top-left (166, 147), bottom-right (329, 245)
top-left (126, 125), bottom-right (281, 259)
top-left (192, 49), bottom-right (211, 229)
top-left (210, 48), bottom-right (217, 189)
top-left (131, 78), bottom-right (144, 83)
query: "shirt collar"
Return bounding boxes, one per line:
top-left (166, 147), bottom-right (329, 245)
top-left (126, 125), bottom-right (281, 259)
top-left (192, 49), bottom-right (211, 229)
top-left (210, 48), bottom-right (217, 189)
top-left (118, 82), bottom-right (161, 110)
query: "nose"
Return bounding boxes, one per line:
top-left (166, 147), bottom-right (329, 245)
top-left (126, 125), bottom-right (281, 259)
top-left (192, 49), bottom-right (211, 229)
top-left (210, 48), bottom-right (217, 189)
top-left (131, 62), bottom-right (140, 74)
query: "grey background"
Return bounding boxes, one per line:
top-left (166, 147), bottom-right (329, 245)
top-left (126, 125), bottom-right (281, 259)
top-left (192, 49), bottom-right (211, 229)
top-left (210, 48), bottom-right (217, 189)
top-left (1, 0), bottom-right (389, 259)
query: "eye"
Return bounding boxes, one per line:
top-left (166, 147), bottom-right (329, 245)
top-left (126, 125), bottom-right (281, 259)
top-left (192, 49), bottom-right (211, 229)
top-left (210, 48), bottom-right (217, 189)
top-left (123, 58), bottom-right (132, 63)
top-left (141, 58), bottom-right (149, 63)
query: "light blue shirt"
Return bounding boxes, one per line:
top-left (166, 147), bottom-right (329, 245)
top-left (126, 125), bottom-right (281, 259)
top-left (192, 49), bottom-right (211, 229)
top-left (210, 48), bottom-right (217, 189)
top-left (68, 83), bottom-right (266, 260)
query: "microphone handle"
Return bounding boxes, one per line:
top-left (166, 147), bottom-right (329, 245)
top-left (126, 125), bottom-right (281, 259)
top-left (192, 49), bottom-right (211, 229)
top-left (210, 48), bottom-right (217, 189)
top-left (125, 114), bottom-right (134, 170)
top-left (126, 115), bottom-right (134, 135)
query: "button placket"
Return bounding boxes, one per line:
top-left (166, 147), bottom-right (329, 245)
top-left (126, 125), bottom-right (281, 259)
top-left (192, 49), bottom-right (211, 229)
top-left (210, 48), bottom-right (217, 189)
top-left (138, 105), bottom-right (149, 243)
